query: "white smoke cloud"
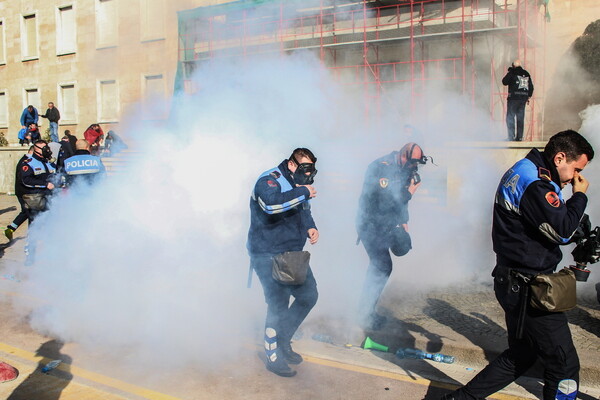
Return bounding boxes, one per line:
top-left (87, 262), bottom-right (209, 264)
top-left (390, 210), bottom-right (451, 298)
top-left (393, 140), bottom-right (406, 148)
top-left (4, 35), bottom-right (538, 371)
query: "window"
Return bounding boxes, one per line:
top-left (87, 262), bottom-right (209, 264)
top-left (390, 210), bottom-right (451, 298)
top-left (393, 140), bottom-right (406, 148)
top-left (21, 14), bottom-right (38, 60)
top-left (24, 88), bottom-right (41, 114)
top-left (98, 80), bottom-right (119, 122)
top-left (141, 0), bottom-right (165, 42)
top-left (0, 92), bottom-right (8, 128)
top-left (143, 74), bottom-right (166, 119)
top-left (0, 20), bottom-right (6, 65)
top-left (96, 0), bottom-right (118, 48)
top-left (59, 84), bottom-right (77, 123)
top-left (57, 5), bottom-right (76, 55)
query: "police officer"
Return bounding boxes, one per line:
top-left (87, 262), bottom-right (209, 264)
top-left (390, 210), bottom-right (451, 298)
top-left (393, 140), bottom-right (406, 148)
top-left (356, 142), bottom-right (426, 330)
top-left (20, 140), bottom-right (57, 223)
top-left (63, 139), bottom-right (105, 187)
top-left (247, 148), bottom-right (319, 377)
top-left (4, 146), bottom-right (33, 240)
top-left (502, 59), bottom-right (534, 141)
top-left (442, 130), bottom-right (593, 400)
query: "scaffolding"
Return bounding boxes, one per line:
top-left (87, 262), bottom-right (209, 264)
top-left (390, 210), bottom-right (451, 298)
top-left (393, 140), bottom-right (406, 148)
top-left (177, 0), bottom-right (546, 140)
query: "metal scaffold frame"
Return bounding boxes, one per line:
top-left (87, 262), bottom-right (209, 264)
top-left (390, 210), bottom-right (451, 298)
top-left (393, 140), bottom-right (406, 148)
top-left (177, 0), bottom-right (546, 140)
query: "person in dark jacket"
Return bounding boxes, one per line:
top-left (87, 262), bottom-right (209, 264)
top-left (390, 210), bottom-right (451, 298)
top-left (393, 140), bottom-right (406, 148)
top-left (356, 142), bottom-right (426, 330)
top-left (40, 102), bottom-right (61, 143)
top-left (4, 146), bottom-right (34, 241)
top-left (442, 130), bottom-right (594, 400)
top-left (20, 105), bottom-right (38, 129)
top-left (20, 140), bottom-right (57, 223)
top-left (247, 148), bottom-right (319, 378)
top-left (502, 59), bottom-right (534, 141)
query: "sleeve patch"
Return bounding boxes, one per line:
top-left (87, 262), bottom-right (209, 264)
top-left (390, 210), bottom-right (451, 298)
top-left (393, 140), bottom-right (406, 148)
top-left (269, 171), bottom-right (281, 179)
top-left (545, 192), bottom-right (560, 208)
top-left (22, 165), bottom-right (29, 172)
top-left (267, 180), bottom-right (277, 188)
top-left (379, 178), bottom-right (389, 188)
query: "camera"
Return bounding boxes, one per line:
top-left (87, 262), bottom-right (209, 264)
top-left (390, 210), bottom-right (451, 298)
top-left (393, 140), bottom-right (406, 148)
top-left (569, 214), bottom-right (600, 282)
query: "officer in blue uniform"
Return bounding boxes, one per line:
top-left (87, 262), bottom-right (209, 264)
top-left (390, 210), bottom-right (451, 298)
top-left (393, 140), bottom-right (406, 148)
top-left (247, 148), bottom-right (319, 378)
top-left (20, 140), bottom-right (57, 223)
top-left (356, 142), bottom-right (426, 330)
top-left (64, 139), bottom-right (105, 187)
top-left (442, 130), bottom-right (594, 400)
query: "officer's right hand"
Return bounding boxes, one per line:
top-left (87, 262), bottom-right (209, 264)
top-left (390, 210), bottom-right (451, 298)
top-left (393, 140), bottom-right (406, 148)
top-left (298, 184), bottom-right (317, 198)
top-left (47, 182), bottom-right (55, 190)
top-left (572, 172), bottom-right (589, 194)
top-left (408, 179), bottom-right (421, 195)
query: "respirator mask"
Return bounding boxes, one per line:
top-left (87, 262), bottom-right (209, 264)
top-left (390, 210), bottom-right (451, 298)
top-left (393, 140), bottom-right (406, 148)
top-left (290, 156), bottom-right (317, 185)
top-left (400, 143), bottom-right (430, 185)
top-left (36, 145), bottom-right (52, 160)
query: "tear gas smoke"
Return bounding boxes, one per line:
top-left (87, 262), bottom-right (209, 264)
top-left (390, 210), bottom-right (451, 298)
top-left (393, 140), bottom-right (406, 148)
top-left (8, 44), bottom-right (594, 372)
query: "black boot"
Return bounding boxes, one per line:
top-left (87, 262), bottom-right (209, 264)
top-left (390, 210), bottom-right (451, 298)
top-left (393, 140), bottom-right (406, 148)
top-left (279, 341), bottom-right (303, 365)
top-left (265, 351), bottom-right (297, 377)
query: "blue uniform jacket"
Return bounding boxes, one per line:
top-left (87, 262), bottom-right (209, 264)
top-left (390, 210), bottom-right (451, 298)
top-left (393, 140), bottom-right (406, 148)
top-left (20, 154), bottom-right (56, 195)
top-left (493, 148), bottom-right (587, 274)
top-left (247, 160), bottom-right (317, 256)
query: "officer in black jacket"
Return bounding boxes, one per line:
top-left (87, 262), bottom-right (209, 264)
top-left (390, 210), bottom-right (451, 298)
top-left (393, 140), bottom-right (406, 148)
top-left (4, 147), bottom-right (33, 240)
top-left (502, 59), bottom-right (534, 141)
top-left (247, 148), bottom-right (319, 378)
top-left (20, 140), bottom-right (57, 223)
top-left (356, 143), bottom-right (425, 330)
top-left (442, 130), bottom-right (594, 400)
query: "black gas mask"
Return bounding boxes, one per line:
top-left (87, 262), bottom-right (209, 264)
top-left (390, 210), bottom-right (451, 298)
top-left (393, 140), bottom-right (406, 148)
top-left (36, 144), bottom-right (52, 160)
top-left (290, 156), bottom-right (317, 185)
top-left (399, 143), bottom-right (431, 185)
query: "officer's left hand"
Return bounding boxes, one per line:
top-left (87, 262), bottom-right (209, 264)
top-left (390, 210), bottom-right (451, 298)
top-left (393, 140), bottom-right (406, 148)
top-left (308, 228), bottom-right (319, 245)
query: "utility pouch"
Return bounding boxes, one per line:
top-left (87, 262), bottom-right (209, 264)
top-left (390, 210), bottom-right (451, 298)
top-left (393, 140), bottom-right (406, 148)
top-left (390, 226), bottom-right (412, 257)
top-left (272, 251), bottom-right (310, 285)
top-left (22, 193), bottom-right (47, 211)
top-left (529, 268), bottom-right (576, 312)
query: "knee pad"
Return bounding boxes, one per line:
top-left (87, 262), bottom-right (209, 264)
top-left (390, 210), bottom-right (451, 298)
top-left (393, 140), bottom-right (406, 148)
top-left (555, 379), bottom-right (577, 400)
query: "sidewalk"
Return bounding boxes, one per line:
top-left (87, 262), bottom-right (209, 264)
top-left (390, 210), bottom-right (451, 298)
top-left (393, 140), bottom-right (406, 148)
top-left (0, 193), bottom-right (599, 398)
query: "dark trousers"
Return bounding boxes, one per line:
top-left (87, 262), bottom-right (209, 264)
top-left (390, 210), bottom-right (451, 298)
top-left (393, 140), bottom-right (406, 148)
top-left (506, 99), bottom-right (527, 141)
top-left (359, 235), bottom-right (394, 318)
top-left (452, 270), bottom-right (580, 400)
top-left (10, 196), bottom-right (28, 229)
top-left (251, 255), bottom-right (318, 343)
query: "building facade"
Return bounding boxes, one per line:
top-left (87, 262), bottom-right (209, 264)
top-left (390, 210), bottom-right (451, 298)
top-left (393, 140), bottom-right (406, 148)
top-left (0, 0), bottom-right (235, 144)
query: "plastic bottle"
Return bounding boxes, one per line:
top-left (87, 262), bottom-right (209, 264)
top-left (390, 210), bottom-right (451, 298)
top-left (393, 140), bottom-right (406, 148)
top-left (312, 333), bottom-right (334, 344)
top-left (396, 348), bottom-right (454, 364)
top-left (41, 359), bottom-right (62, 373)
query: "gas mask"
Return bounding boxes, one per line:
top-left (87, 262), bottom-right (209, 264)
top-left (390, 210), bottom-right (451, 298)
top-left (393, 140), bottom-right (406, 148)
top-left (36, 145), bottom-right (52, 160)
top-left (291, 157), bottom-right (317, 185)
top-left (399, 143), bottom-right (430, 185)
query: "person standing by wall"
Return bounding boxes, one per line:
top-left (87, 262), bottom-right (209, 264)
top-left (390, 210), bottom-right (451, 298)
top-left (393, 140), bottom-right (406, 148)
top-left (20, 105), bottom-right (38, 130)
top-left (247, 148), bottom-right (319, 378)
top-left (441, 130), bottom-right (594, 400)
top-left (502, 59), bottom-right (534, 141)
top-left (40, 102), bottom-right (61, 143)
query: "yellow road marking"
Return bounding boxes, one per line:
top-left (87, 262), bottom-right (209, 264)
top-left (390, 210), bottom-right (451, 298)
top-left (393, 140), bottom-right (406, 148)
top-left (0, 342), bottom-right (181, 400)
top-left (303, 355), bottom-right (529, 400)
